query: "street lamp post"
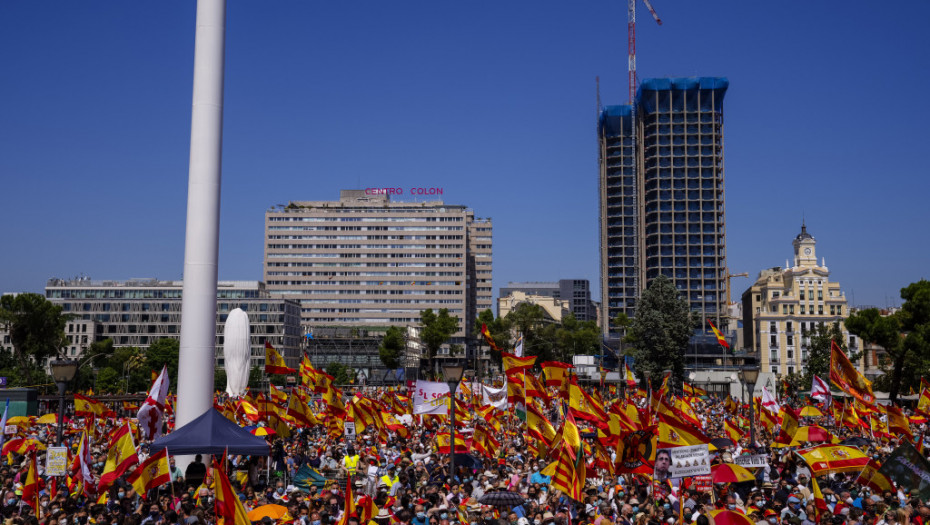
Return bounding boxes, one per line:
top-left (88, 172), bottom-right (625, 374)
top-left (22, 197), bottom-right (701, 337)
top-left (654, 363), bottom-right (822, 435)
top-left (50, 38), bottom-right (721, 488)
top-left (442, 361), bottom-right (464, 483)
top-left (49, 358), bottom-right (79, 446)
top-left (739, 360), bottom-right (760, 450)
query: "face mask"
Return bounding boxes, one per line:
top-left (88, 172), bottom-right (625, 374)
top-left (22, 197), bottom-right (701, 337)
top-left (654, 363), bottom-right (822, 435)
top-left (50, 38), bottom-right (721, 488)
top-left (768, 519), bottom-right (777, 524)
top-left (277, 488), bottom-right (285, 494)
top-left (535, 521), bottom-right (542, 525)
top-left (728, 505), bottom-right (736, 510)
top-left (118, 492), bottom-right (125, 499)
top-left (312, 521), bottom-right (321, 525)
top-left (664, 504), bottom-right (671, 510)
top-left (6, 498), bottom-right (16, 506)
top-left (418, 513), bottom-right (427, 520)
top-left (41, 501), bottom-right (48, 508)
top-left (441, 515), bottom-right (449, 521)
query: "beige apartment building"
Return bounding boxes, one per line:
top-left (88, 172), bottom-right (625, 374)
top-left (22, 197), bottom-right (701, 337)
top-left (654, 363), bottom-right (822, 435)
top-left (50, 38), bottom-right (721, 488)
top-left (263, 190), bottom-right (492, 346)
top-left (741, 225), bottom-right (859, 376)
top-left (498, 290), bottom-right (571, 323)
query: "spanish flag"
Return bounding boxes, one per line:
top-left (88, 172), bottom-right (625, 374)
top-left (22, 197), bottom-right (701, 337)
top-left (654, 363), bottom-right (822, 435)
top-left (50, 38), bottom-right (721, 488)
top-left (854, 459), bottom-right (894, 493)
top-left (287, 395), bottom-right (319, 427)
top-left (502, 352), bottom-right (536, 374)
top-left (22, 451), bottom-right (40, 514)
top-left (436, 432), bottom-right (468, 454)
top-left (268, 384), bottom-right (288, 406)
top-left (724, 419), bottom-right (742, 443)
top-left (74, 393), bottom-right (106, 417)
top-left (829, 340), bottom-right (875, 406)
top-left (546, 438), bottom-right (585, 501)
top-left (541, 361), bottom-right (573, 387)
top-left (127, 448), bottom-right (171, 498)
top-left (213, 457), bottom-right (251, 525)
top-left (918, 388), bottom-right (930, 417)
top-left (708, 320), bottom-right (729, 349)
top-left (98, 423), bottom-right (139, 492)
top-left (885, 405), bottom-right (913, 439)
top-left (797, 444), bottom-right (869, 475)
top-left (774, 405), bottom-right (800, 444)
top-left (265, 341), bottom-right (297, 375)
top-left (481, 324), bottom-right (502, 352)
top-left (526, 403), bottom-right (556, 446)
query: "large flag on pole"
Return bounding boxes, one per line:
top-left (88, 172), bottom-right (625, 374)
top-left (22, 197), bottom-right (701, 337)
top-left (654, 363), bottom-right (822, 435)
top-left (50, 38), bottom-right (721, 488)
top-left (708, 320), bottom-right (729, 349)
top-left (138, 365), bottom-right (169, 440)
top-left (829, 340), bottom-right (875, 406)
top-left (265, 341), bottom-right (297, 375)
top-left (127, 448), bottom-right (171, 498)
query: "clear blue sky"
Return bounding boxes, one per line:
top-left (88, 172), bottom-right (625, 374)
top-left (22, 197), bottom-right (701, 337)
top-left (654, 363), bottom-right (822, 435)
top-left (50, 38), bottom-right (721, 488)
top-left (2, 1), bottom-right (928, 309)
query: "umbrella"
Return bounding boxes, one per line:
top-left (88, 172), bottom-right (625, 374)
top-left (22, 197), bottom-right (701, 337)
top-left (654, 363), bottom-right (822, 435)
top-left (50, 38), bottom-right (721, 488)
top-left (247, 504), bottom-right (288, 522)
top-left (711, 463), bottom-right (756, 483)
top-left (6, 417), bottom-right (31, 427)
top-left (478, 490), bottom-right (525, 509)
top-left (709, 510), bottom-right (755, 525)
top-left (250, 427), bottom-right (277, 437)
top-left (800, 406), bottom-right (824, 417)
top-left (710, 437), bottom-right (735, 450)
top-left (794, 426), bottom-right (837, 443)
top-left (840, 436), bottom-right (871, 447)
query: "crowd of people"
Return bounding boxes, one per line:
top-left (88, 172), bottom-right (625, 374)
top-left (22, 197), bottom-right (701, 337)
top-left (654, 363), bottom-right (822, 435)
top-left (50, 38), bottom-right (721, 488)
top-left (5, 381), bottom-right (928, 525)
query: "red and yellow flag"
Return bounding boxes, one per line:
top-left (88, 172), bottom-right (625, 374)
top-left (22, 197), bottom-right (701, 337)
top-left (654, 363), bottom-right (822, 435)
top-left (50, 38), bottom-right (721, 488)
top-left (265, 341), bottom-right (297, 375)
top-left (775, 405), bottom-right (800, 444)
top-left (98, 423), bottom-right (139, 492)
top-left (436, 432), bottom-right (468, 454)
top-left (480, 324), bottom-right (502, 352)
top-left (541, 361), bottom-right (573, 387)
top-left (829, 340), bottom-right (875, 406)
top-left (546, 440), bottom-right (586, 501)
top-left (127, 448), bottom-right (171, 498)
top-left (22, 451), bottom-right (40, 514)
top-left (708, 320), bottom-right (729, 349)
top-left (502, 352), bottom-right (536, 374)
top-left (854, 459), bottom-right (895, 494)
top-left (797, 444), bottom-right (869, 476)
top-left (74, 393), bottom-right (106, 417)
top-left (724, 419), bottom-right (742, 443)
top-left (213, 457), bottom-right (251, 525)
top-left (886, 405), bottom-right (913, 439)
top-left (526, 403), bottom-right (556, 446)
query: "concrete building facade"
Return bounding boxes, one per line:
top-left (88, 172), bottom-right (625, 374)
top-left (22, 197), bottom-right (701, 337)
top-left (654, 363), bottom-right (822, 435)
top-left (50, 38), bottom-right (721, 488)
top-left (44, 278), bottom-right (301, 370)
top-left (498, 279), bottom-right (597, 322)
top-left (740, 225), bottom-right (857, 376)
top-left (263, 190), bottom-right (492, 348)
top-left (598, 77), bottom-right (729, 338)
top-left (497, 290), bottom-right (570, 323)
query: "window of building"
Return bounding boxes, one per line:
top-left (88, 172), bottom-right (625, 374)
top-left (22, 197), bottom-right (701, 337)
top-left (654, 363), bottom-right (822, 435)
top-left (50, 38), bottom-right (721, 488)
top-left (770, 334), bottom-right (777, 347)
top-left (772, 291), bottom-right (780, 298)
top-left (818, 290), bottom-right (823, 300)
top-left (771, 366), bottom-right (779, 374)
top-left (830, 305), bottom-right (836, 315)
top-left (789, 305), bottom-right (795, 314)
top-left (787, 349), bottom-right (794, 359)
top-left (786, 321), bottom-right (793, 332)
top-left (799, 290), bottom-right (805, 300)
top-left (800, 305), bottom-right (805, 314)
top-left (787, 335), bottom-right (794, 346)
top-left (818, 305), bottom-right (824, 315)
top-left (788, 366), bottom-right (795, 374)
top-left (769, 322), bottom-right (777, 333)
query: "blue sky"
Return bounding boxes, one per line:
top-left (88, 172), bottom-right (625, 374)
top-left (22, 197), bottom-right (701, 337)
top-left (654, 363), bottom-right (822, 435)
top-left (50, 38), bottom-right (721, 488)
top-left (2, 1), bottom-right (928, 309)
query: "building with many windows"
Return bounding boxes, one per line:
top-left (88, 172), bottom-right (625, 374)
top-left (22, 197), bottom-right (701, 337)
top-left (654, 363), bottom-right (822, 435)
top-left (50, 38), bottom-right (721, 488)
top-left (263, 190), bottom-right (492, 349)
top-left (598, 78), bottom-right (729, 339)
top-left (741, 225), bottom-right (856, 376)
top-left (498, 280), bottom-right (597, 322)
top-left (44, 278), bottom-right (301, 370)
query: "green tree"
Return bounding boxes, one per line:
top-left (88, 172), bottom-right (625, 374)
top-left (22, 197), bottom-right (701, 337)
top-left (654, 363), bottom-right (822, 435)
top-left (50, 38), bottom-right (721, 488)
top-left (378, 326), bottom-right (406, 370)
top-left (214, 368), bottom-right (227, 392)
top-left (475, 309), bottom-right (511, 369)
top-left (95, 367), bottom-right (122, 393)
top-left (504, 303), bottom-right (552, 361)
top-left (555, 313), bottom-right (601, 361)
top-left (0, 293), bottom-right (69, 384)
top-left (419, 308), bottom-right (459, 374)
top-left (325, 362), bottom-right (354, 385)
top-left (145, 338), bottom-right (180, 391)
top-left (624, 275), bottom-right (697, 388)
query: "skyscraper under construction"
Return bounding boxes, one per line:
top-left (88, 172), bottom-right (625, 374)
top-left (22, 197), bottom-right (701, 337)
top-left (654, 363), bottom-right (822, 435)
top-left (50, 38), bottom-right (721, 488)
top-left (598, 77), bottom-right (729, 338)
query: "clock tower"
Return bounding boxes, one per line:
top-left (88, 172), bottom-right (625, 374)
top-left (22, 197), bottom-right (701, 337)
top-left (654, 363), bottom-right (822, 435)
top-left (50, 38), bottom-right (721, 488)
top-left (792, 223), bottom-right (817, 267)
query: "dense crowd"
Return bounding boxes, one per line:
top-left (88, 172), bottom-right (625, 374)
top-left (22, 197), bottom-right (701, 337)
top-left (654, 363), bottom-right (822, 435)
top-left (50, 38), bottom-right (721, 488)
top-left (5, 384), bottom-right (928, 525)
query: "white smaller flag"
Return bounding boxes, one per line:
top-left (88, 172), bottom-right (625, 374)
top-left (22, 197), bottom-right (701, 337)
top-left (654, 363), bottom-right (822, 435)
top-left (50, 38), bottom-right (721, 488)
top-left (481, 384), bottom-right (508, 409)
top-left (138, 365), bottom-right (170, 440)
top-left (761, 386), bottom-right (780, 415)
top-left (514, 333), bottom-right (524, 357)
top-left (810, 375), bottom-right (832, 405)
top-left (412, 380), bottom-right (450, 415)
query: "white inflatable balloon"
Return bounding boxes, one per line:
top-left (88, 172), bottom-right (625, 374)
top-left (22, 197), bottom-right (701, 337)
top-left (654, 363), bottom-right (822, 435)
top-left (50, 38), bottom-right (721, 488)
top-left (223, 308), bottom-right (251, 397)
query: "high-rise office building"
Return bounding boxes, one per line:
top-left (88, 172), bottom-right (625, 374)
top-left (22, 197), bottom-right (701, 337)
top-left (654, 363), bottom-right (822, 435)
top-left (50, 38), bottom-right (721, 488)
top-left (599, 77), bottom-right (729, 338)
top-left (263, 190), bottom-right (492, 347)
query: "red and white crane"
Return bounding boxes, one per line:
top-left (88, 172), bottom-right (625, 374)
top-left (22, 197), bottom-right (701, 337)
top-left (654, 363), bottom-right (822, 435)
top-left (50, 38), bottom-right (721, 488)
top-left (628, 0), bottom-right (662, 104)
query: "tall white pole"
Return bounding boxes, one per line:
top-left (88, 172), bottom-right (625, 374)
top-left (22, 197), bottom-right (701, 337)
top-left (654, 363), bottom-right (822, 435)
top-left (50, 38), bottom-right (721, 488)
top-left (176, 0), bottom-right (226, 450)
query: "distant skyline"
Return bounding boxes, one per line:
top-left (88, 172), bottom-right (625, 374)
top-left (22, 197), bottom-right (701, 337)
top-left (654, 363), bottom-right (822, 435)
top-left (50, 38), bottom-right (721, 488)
top-left (2, 1), bottom-right (928, 310)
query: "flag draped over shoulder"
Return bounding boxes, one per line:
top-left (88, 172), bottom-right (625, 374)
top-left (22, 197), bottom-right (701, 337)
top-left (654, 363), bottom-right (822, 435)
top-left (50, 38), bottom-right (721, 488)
top-left (265, 341), bottom-right (297, 375)
top-left (213, 457), bottom-right (251, 525)
top-left (830, 340), bottom-right (875, 405)
top-left (127, 448), bottom-right (171, 498)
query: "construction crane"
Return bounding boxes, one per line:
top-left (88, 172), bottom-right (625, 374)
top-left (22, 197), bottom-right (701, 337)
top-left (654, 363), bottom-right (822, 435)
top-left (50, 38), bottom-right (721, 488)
top-left (725, 271), bottom-right (749, 311)
top-left (628, 0), bottom-right (662, 104)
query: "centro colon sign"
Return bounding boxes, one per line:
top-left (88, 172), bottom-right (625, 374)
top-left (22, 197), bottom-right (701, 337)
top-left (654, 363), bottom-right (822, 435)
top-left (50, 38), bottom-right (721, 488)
top-left (365, 187), bottom-right (444, 196)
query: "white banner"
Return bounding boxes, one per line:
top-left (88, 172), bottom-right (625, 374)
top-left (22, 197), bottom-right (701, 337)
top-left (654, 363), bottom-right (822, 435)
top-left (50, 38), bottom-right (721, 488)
top-left (413, 380), bottom-right (450, 415)
top-left (482, 384), bottom-right (508, 409)
top-left (734, 454), bottom-right (768, 468)
top-left (661, 444), bottom-right (711, 479)
top-left (45, 446), bottom-right (68, 476)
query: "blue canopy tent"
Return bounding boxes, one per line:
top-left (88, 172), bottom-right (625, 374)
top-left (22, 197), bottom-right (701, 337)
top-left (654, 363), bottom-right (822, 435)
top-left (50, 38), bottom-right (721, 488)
top-left (149, 408), bottom-right (270, 456)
